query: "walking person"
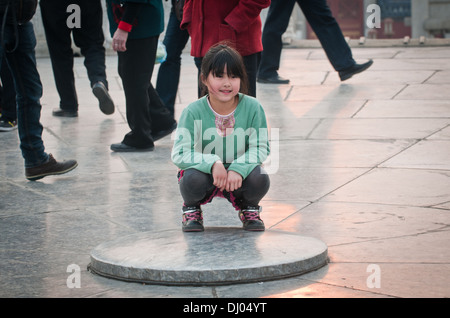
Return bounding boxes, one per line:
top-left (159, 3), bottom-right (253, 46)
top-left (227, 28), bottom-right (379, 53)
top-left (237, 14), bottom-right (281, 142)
top-left (257, 0), bottom-right (373, 84)
top-left (106, 0), bottom-right (177, 152)
top-left (0, 0), bottom-right (77, 180)
top-left (155, 0), bottom-right (190, 117)
top-left (40, 0), bottom-right (115, 117)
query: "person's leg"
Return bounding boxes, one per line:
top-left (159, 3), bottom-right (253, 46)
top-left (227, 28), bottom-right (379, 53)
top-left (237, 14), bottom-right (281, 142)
top-left (155, 8), bottom-right (190, 116)
top-left (147, 84), bottom-right (177, 140)
top-left (115, 37), bottom-right (157, 150)
top-left (178, 169), bottom-right (216, 232)
top-left (232, 166), bottom-right (270, 208)
top-left (73, 0), bottom-right (114, 115)
top-left (3, 23), bottom-right (47, 167)
top-left (231, 166), bottom-right (270, 231)
top-left (179, 169), bottom-right (216, 207)
top-left (257, 0), bottom-right (296, 82)
top-left (2, 22), bottom-right (77, 179)
top-left (299, 0), bottom-right (373, 80)
top-left (74, 0), bottom-right (107, 87)
top-left (243, 53), bottom-right (259, 97)
top-left (0, 59), bottom-right (17, 131)
top-left (194, 57), bottom-right (203, 98)
top-left (40, 0), bottom-right (78, 112)
top-left (297, 0), bottom-right (355, 71)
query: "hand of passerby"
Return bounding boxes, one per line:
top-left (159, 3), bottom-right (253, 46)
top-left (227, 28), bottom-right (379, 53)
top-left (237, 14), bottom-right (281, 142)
top-left (112, 28), bottom-right (128, 52)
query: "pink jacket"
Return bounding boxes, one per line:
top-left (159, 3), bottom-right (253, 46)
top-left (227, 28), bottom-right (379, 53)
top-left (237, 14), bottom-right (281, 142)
top-left (181, 0), bottom-right (270, 57)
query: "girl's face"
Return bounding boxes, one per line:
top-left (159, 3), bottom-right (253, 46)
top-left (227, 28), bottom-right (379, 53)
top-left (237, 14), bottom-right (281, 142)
top-left (203, 65), bottom-right (240, 106)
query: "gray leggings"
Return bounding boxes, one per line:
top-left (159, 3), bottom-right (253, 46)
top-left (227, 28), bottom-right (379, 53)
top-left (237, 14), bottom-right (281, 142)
top-left (178, 166), bottom-right (270, 210)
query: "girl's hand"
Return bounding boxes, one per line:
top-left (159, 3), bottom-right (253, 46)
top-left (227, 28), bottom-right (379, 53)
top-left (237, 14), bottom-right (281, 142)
top-left (212, 161), bottom-right (227, 191)
top-left (226, 170), bottom-right (242, 192)
top-left (112, 28), bottom-right (128, 52)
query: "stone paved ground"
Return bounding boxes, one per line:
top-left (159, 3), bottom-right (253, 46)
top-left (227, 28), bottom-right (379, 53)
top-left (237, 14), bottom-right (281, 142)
top-left (1, 45), bottom-right (449, 298)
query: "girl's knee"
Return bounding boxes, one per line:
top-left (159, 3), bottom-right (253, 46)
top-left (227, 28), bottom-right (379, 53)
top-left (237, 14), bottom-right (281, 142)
top-left (247, 166), bottom-right (270, 189)
top-left (179, 169), bottom-right (214, 206)
top-left (180, 169), bottom-right (211, 188)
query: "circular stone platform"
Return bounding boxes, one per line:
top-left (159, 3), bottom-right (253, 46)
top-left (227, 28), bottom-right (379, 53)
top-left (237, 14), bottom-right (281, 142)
top-left (88, 228), bottom-right (328, 286)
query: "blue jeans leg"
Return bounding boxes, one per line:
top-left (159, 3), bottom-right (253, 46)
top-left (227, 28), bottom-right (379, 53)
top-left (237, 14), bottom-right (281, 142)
top-left (0, 58), bottom-right (17, 120)
top-left (155, 9), bottom-right (190, 116)
top-left (1, 22), bottom-right (48, 168)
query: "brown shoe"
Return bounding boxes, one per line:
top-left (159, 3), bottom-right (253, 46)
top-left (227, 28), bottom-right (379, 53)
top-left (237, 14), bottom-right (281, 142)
top-left (25, 154), bottom-right (78, 181)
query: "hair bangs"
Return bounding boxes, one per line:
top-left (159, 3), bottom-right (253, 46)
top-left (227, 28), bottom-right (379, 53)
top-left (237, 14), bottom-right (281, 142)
top-left (209, 49), bottom-right (244, 79)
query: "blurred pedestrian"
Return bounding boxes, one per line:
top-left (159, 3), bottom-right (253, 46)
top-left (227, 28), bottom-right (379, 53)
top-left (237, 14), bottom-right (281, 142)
top-left (106, 0), bottom-right (177, 152)
top-left (40, 0), bottom-right (115, 117)
top-left (155, 0), bottom-right (190, 117)
top-left (257, 0), bottom-right (373, 84)
top-left (0, 0), bottom-right (77, 180)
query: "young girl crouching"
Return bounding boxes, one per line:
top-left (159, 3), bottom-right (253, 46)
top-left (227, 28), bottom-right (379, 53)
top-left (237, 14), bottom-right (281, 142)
top-left (171, 44), bottom-right (270, 232)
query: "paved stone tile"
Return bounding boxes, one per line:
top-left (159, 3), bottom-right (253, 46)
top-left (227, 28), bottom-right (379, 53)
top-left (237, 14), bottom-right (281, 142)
top-left (381, 140), bottom-right (450, 170)
top-left (309, 118), bottom-right (449, 140)
top-left (287, 83), bottom-right (406, 101)
top-left (324, 168), bottom-right (450, 207)
top-left (354, 100), bottom-right (450, 118)
top-left (395, 84), bottom-right (450, 100)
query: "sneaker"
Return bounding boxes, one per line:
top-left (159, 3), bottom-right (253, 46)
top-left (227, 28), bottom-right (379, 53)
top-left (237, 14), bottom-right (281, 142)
top-left (0, 118), bottom-right (17, 132)
top-left (182, 206), bottom-right (204, 232)
top-left (239, 206), bottom-right (265, 231)
top-left (25, 154), bottom-right (78, 181)
top-left (92, 81), bottom-right (115, 115)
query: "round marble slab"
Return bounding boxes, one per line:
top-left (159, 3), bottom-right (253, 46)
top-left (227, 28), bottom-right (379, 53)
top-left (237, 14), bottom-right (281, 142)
top-left (89, 228), bottom-right (328, 286)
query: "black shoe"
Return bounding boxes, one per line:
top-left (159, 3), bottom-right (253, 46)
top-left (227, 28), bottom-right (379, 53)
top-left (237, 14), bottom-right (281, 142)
top-left (239, 206), bottom-right (265, 231)
top-left (25, 154), bottom-right (77, 181)
top-left (339, 60), bottom-right (373, 81)
top-left (92, 81), bottom-right (115, 115)
top-left (152, 122), bottom-right (177, 141)
top-left (257, 75), bottom-right (290, 84)
top-left (52, 108), bottom-right (78, 117)
top-left (110, 142), bottom-right (154, 152)
top-left (182, 206), bottom-right (204, 232)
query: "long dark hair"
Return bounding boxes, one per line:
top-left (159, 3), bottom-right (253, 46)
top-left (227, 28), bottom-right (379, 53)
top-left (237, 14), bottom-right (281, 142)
top-left (199, 42), bottom-right (249, 97)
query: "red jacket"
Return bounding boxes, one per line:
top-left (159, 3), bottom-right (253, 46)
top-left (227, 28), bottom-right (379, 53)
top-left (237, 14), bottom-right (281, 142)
top-left (181, 0), bottom-right (270, 57)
